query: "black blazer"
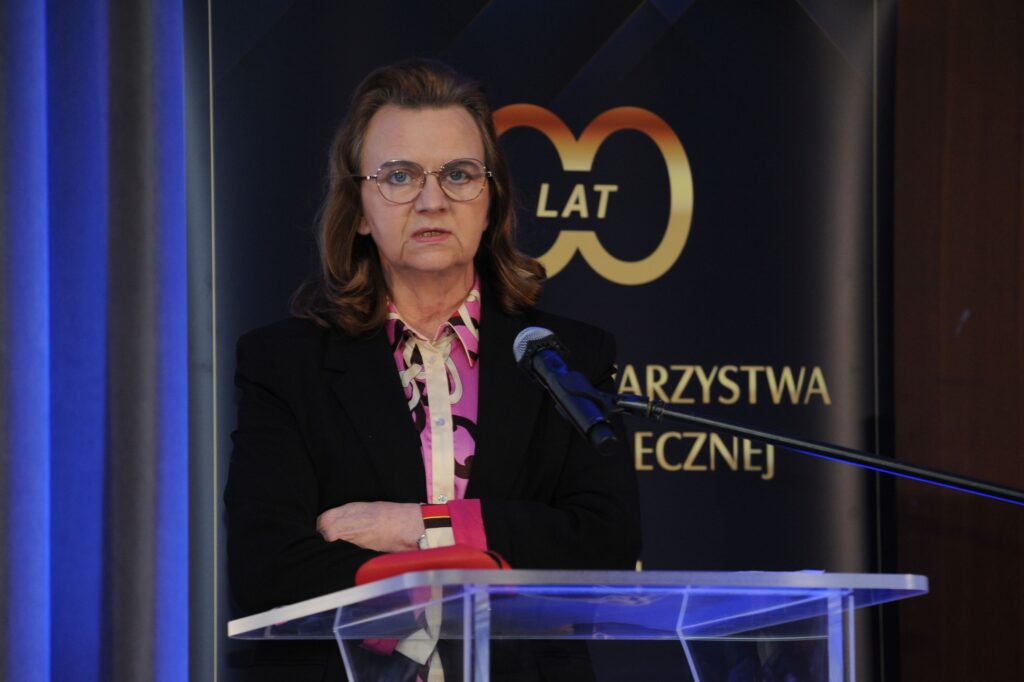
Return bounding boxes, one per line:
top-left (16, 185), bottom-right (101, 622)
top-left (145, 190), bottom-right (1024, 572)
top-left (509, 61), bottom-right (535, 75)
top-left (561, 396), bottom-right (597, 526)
top-left (224, 301), bottom-right (641, 678)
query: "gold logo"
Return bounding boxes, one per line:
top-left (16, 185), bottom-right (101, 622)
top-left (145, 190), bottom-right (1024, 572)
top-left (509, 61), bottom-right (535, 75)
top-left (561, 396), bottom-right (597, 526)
top-left (495, 104), bottom-right (694, 285)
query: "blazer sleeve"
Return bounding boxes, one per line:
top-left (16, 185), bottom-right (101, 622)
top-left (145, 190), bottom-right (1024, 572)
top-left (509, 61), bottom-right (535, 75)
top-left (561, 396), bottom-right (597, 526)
top-left (224, 328), bottom-right (379, 615)
top-left (479, 327), bottom-right (642, 571)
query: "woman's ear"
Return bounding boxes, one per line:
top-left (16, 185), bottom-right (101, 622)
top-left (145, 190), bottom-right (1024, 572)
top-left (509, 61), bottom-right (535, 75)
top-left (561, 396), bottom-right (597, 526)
top-left (357, 216), bottom-right (371, 235)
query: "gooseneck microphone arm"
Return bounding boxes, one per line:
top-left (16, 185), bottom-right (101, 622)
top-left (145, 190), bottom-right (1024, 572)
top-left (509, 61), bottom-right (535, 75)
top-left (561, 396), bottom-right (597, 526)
top-left (615, 394), bottom-right (1024, 507)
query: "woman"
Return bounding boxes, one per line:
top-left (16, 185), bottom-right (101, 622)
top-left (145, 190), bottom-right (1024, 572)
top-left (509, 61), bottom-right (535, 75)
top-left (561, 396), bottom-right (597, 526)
top-left (225, 59), bottom-right (641, 681)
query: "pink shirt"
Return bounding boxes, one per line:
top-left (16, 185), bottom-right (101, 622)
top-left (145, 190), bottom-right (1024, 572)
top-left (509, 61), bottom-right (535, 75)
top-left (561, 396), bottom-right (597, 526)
top-left (386, 282), bottom-right (487, 550)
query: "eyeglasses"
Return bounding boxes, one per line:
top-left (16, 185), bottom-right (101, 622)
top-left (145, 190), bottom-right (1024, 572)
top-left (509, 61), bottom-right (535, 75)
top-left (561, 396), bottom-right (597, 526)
top-left (354, 158), bottom-right (492, 204)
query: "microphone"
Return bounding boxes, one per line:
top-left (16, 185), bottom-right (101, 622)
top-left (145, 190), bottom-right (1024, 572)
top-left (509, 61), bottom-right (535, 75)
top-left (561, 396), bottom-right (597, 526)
top-left (512, 327), bottom-right (619, 456)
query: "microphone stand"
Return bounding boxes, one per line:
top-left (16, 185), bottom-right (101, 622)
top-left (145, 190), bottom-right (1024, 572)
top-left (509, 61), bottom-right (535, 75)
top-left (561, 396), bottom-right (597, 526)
top-left (614, 394), bottom-right (1024, 507)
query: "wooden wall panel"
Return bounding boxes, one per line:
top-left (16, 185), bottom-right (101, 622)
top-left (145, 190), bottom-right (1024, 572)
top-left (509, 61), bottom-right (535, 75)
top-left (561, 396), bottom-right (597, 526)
top-left (894, 0), bottom-right (1024, 678)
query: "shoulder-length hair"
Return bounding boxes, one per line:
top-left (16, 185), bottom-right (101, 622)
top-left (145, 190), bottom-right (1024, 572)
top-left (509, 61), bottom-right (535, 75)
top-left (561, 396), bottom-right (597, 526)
top-left (291, 59), bottom-right (545, 335)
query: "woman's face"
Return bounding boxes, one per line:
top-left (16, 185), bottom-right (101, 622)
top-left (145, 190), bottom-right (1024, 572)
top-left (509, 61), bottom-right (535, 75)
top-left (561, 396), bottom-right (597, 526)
top-left (357, 104), bottom-right (490, 288)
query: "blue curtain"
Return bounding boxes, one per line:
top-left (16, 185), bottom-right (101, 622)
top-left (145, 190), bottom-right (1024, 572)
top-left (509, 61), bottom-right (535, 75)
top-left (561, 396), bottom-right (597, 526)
top-left (1, 1), bottom-right (188, 679)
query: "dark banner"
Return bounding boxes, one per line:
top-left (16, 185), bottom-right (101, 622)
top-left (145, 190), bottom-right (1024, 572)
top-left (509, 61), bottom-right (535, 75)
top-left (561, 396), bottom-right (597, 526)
top-left (211, 1), bottom-right (894, 678)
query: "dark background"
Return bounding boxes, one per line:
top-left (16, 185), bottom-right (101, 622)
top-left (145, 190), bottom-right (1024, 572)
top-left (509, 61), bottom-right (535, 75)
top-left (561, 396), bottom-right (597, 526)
top-left (182, 0), bottom-right (1024, 679)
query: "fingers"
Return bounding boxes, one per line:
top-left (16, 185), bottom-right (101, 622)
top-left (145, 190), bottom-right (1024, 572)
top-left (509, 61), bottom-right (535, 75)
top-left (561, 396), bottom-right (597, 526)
top-left (316, 503), bottom-right (357, 542)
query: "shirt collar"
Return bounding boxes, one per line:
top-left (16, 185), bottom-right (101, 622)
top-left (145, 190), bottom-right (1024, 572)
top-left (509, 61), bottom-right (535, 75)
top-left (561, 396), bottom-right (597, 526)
top-left (386, 278), bottom-right (481, 367)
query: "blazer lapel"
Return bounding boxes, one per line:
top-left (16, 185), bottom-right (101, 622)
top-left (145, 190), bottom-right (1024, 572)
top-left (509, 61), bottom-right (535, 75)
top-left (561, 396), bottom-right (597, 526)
top-left (322, 327), bottom-right (426, 503)
top-left (467, 302), bottom-right (544, 499)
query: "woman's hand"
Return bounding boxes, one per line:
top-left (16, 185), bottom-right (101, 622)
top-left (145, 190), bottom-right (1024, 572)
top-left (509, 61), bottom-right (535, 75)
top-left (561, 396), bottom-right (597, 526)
top-left (316, 501), bottom-right (425, 553)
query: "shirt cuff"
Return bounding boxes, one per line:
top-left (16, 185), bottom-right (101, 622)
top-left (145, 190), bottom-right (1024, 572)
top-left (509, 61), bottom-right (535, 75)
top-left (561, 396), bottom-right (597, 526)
top-left (447, 499), bottom-right (488, 551)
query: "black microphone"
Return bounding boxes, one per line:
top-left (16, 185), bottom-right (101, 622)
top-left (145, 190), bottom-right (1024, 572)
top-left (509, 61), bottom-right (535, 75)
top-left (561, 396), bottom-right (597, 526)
top-left (512, 327), bottom-right (619, 456)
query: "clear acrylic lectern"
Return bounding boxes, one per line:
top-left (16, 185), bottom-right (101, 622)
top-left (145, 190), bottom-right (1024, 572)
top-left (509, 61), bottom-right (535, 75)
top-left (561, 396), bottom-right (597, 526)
top-left (228, 569), bottom-right (927, 681)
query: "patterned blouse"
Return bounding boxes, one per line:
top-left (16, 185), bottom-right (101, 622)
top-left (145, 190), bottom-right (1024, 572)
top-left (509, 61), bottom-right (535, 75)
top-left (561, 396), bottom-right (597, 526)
top-left (385, 281), bottom-right (486, 550)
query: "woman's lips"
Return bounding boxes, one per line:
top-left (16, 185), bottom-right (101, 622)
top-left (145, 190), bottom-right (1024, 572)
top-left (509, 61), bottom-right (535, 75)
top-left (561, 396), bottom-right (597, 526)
top-left (411, 228), bottom-right (450, 242)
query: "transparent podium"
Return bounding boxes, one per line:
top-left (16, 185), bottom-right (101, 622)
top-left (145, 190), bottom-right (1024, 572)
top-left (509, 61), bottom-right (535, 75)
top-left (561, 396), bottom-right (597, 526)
top-left (228, 569), bottom-right (927, 681)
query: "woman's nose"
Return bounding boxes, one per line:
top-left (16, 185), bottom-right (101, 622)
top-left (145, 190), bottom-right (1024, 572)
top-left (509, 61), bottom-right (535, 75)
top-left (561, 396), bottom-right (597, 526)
top-left (414, 173), bottom-right (448, 211)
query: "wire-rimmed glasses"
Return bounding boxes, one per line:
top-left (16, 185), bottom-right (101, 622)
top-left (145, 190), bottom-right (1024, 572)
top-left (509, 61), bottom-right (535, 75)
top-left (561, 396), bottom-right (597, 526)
top-left (354, 158), bottom-right (492, 204)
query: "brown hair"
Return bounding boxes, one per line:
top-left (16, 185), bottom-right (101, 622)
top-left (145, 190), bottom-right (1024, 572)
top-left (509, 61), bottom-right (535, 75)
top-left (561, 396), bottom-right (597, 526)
top-left (291, 59), bottom-right (545, 335)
